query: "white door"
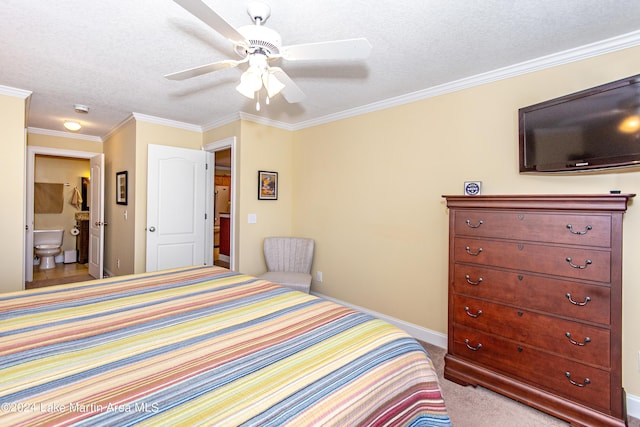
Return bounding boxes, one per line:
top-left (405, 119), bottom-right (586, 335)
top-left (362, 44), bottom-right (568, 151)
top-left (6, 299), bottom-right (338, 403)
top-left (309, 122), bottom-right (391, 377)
top-left (146, 145), bottom-right (212, 272)
top-left (88, 154), bottom-right (105, 279)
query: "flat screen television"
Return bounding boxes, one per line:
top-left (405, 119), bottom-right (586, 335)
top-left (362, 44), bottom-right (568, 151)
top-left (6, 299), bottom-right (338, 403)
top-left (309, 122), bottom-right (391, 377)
top-left (519, 73), bottom-right (640, 173)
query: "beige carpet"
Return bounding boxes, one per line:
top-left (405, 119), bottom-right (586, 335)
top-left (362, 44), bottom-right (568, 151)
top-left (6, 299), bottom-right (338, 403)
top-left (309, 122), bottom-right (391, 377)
top-left (421, 342), bottom-right (639, 427)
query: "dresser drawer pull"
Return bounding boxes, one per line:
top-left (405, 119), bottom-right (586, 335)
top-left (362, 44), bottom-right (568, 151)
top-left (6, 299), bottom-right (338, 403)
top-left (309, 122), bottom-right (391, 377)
top-left (465, 275), bottom-right (483, 285)
top-left (566, 224), bottom-right (593, 235)
top-left (465, 246), bottom-right (483, 256)
top-left (464, 339), bottom-right (483, 351)
top-left (464, 306), bottom-right (483, 318)
top-left (465, 219), bottom-right (484, 228)
top-left (565, 372), bottom-right (591, 387)
top-left (565, 332), bottom-right (591, 346)
top-left (565, 257), bottom-right (592, 269)
top-left (566, 293), bottom-right (591, 306)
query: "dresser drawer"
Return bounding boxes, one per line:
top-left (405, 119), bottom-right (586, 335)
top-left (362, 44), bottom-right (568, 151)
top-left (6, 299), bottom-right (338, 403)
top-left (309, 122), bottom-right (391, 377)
top-left (453, 295), bottom-right (610, 366)
top-left (454, 237), bottom-right (611, 282)
top-left (454, 210), bottom-right (611, 247)
top-left (453, 265), bottom-right (611, 325)
top-left (452, 325), bottom-right (611, 412)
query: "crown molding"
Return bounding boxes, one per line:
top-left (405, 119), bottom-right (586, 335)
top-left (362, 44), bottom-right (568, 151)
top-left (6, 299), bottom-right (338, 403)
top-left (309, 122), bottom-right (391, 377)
top-left (27, 127), bottom-right (103, 143)
top-left (202, 112), bottom-right (241, 132)
top-left (202, 112), bottom-right (294, 132)
top-left (101, 114), bottom-right (135, 142)
top-left (238, 112), bottom-right (295, 131)
top-left (131, 112), bottom-right (202, 132)
top-left (290, 29), bottom-right (640, 130)
top-left (0, 85), bottom-right (32, 99)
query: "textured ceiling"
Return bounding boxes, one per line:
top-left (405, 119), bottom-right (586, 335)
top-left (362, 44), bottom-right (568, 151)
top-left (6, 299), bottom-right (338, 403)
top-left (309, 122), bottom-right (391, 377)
top-left (1, 0), bottom-right (640, 140)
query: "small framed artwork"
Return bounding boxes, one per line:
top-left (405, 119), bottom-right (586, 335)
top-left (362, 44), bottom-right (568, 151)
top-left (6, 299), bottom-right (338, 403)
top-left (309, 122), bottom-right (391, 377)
top-left (258, 170), bottom-right (278, 200)
top-left (116, 171), bottom-right (128, 205)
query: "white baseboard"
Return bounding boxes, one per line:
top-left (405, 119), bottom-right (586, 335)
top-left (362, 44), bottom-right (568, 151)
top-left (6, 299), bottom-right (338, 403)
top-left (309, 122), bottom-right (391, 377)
top-left (628, 392), bottom-right (640, 420)
top-left (311, 291), bottom-right (639, 421)
top-left (311, 291), bottom-right (447, 349)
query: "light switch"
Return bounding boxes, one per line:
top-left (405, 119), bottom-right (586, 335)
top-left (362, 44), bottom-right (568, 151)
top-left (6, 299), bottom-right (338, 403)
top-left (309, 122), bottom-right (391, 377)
top-left (248, 213), bottom-right (257, 224)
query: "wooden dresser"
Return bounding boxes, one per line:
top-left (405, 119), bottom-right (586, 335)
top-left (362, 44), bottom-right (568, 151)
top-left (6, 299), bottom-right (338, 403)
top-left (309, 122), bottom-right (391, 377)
top-left (443, 194), bottom-right (633, 426)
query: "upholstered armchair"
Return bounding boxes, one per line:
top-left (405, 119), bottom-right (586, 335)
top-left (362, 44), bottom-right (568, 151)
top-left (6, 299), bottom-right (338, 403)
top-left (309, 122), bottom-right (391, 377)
top-left (258, 237), bottom-right (315, 293)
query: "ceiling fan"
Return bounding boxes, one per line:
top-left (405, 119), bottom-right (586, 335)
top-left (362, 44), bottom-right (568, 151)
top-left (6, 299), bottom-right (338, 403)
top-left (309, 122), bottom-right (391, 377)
top-left (165, 0), bottom-right (372, 109)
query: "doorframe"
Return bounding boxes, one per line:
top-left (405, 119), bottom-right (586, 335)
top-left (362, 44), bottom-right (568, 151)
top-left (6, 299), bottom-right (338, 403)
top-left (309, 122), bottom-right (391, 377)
top-left (25, 146), bottom-right (104, 283)
top-left (204, 136), bottom-right (237, 271)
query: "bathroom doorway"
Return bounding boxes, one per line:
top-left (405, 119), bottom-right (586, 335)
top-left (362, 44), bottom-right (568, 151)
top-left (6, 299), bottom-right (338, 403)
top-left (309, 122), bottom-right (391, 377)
top-left (25, 146), bottom-right (105, 287)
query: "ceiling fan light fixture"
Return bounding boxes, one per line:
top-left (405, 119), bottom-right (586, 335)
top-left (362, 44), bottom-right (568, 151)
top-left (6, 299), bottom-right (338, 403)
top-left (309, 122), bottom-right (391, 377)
top-left (236, 66), bottom-right (264, 99)
top-left (63, 120), bottom-right (82, 132)
top-left (236, 81), bottom-right (255, 99)
top-left (263, 72), bottom-right (284, 98)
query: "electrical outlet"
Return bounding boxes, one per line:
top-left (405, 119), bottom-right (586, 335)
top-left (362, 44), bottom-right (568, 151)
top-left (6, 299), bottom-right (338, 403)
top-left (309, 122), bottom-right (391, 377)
top-left (316, 271), bottom-right (323, 282)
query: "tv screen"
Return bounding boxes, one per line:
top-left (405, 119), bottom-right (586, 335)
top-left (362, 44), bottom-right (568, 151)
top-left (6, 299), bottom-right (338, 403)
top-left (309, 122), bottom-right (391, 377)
top-left (519, 74), bottom-right (640, 173)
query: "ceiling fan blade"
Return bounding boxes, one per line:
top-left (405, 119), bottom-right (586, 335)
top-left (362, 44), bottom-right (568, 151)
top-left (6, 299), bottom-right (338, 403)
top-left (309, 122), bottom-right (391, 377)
top-left (173, 0), bottom-right (245, 43)
top-left (165, 59), bottom-right (243, 80)
top-left (270, 67), bottom-right (306, 103)
top-left (281, 38), bottom-right (372, 61)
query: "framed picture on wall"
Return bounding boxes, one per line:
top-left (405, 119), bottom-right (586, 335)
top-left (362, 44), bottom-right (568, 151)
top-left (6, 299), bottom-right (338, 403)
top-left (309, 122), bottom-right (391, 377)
top-left (258, 170), bottom-right (278, 200)
top-left (116, 171), bottom-right (128, 205)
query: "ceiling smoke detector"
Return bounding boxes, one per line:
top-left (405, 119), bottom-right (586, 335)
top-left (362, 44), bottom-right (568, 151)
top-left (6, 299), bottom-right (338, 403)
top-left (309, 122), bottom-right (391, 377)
top-left (74, 104), bottom-right (90, 114)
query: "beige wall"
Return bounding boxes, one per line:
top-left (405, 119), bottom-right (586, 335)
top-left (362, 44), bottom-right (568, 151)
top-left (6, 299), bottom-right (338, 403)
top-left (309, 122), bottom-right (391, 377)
top-left (0, 93), bottom-right (27, 291)
top-left (202, 119), bottom-right (297, 274)
top-left (292, 45), bottom-right (640, 397)
top-left (103, 119), bottom-right (136, 275)
top-left (236, 121), bottom-right (295, 275)
top-left (27, 132), bottom-right (103, 154)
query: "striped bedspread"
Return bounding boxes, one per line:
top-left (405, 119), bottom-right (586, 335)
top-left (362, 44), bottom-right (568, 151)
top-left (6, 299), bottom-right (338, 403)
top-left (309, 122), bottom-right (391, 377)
top-left (0, 266), bottom-right (450, 426)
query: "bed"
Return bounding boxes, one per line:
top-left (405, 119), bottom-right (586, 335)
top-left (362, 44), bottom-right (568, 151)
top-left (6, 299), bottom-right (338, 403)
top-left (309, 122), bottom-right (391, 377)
top-left (1, 266), bottom-right (450, 426)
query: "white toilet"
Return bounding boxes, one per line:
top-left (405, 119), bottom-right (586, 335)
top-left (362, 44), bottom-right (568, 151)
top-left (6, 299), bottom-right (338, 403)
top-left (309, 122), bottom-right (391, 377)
top-left (34, 229), bottom-right (64, 270)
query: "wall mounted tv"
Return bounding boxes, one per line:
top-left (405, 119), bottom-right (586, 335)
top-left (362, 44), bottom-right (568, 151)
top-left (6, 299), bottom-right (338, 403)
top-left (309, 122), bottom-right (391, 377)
top-left (519, 73), bottom-right (640, 173)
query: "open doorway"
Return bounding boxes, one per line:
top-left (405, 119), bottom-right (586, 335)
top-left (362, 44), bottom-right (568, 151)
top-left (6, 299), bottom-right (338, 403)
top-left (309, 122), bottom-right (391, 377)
top-left (214, 148), bottom-right (231, 268)
top-left (28, 155), bottom-right (91, 288)
top-left (204, 137), bottom-right (236, 271)
top-left (25, 146), bottom-right (104, 288)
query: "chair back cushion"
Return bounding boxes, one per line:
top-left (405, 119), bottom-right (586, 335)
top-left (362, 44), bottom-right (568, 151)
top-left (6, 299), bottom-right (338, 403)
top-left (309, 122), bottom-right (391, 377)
top-left (264, 237), bottom-right (314, 273)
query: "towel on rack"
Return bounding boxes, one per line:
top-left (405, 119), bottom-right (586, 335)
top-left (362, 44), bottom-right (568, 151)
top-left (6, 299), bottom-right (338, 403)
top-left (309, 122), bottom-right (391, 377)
top-left (70, 186), bottom-right (83, 210)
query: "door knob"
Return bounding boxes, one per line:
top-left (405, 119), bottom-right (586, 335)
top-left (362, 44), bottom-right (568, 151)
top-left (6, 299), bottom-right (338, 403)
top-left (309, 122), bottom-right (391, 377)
top-left (149, 226), bottom-right (156, 232)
